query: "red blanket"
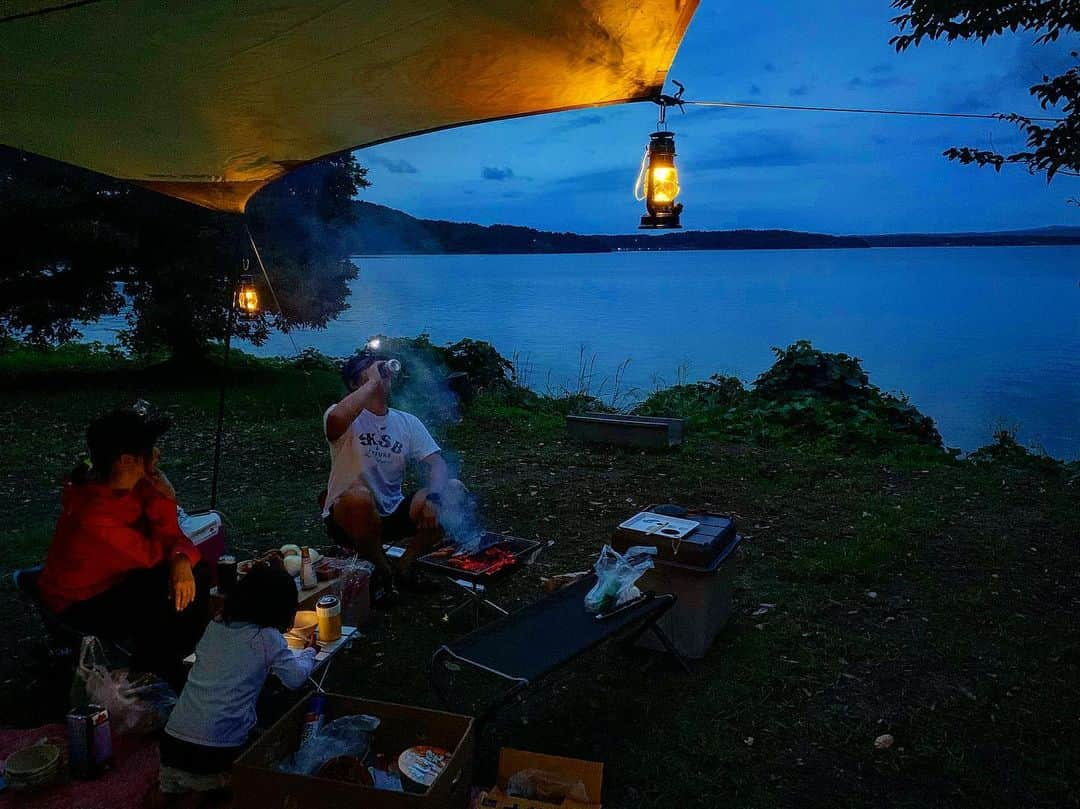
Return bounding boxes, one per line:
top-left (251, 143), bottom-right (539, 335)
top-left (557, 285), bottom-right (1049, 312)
top-left (1, 724), bottom-right (159, 808)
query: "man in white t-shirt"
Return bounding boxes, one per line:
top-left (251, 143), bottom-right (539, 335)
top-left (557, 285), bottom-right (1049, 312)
top-left (321, 352), bottom-right (468, 606)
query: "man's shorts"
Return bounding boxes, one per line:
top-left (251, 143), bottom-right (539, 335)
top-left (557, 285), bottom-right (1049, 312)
top-left (324, 492), bottom-right (418, 547)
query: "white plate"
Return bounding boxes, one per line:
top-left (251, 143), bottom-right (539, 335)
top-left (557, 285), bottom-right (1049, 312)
top-left (619, 511), bottom-right (700, 539)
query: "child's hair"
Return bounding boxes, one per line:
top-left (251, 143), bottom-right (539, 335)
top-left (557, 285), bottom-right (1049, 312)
top-left (222, 566), bottom-right (298, 633)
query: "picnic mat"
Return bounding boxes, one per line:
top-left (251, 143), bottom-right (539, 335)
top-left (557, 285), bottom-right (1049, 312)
top-left (0, 724), bottom-right (158, 808)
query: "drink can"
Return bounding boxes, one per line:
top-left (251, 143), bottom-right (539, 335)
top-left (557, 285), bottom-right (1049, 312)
top-left (217, 555), bottom-right (238, 593)
top-left (298, 693), bottom-right (327, 747)
top-left (67, 704), bottom-right (113, 779)
top-left (316, 595), bottom-right (342, 643)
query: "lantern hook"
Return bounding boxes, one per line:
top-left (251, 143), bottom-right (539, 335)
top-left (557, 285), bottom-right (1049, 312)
top-left (654, 80), bottom-right (686, 127)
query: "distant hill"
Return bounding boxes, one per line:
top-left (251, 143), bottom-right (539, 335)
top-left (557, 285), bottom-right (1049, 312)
top-left (347, 200), bottom-right (1080, 254)
top-left (864, 228), bottom-right (1080, 247)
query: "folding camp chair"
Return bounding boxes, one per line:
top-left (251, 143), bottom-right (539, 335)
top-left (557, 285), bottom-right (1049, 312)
top-left (12, 564), bottom-right (134, 682)
top-left (430, 575), bottom-right (686, 723)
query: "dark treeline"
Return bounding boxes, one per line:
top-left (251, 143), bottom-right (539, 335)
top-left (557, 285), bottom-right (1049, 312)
top-left (347, 201), bottom-right (1080, 255)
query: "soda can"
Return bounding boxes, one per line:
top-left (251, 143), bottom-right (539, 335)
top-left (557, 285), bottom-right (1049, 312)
top-left (67, 704), bottom-right (113, 779)
top-left (298, 693), bottom-right (326, 747)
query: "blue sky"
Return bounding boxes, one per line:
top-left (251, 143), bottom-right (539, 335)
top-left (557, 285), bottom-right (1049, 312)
top-left (357, 1), bottom-right (1078, 235)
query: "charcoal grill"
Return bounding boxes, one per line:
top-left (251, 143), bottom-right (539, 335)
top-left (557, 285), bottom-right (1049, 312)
top-left (418, 532), bottom-right (545, 626)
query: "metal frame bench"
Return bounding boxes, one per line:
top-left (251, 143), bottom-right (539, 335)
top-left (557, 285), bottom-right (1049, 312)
top-left (430, 575), bottom-right (686, 723)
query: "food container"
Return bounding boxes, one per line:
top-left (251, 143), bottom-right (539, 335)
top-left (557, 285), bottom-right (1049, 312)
top-left (4, 742), bottom-right (62, 789)
top-left (398, 745), bottom-right (451, 793)
top-left (285, 610), bottom-right (319, 649)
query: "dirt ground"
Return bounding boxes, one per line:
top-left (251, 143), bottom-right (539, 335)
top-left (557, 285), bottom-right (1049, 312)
top-left (1, 362), bottom-right (1077, 808)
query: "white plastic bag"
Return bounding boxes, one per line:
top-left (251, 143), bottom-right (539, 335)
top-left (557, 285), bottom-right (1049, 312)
top-left (507, 768), bottom-right (590, 803)
top-left (74, 636), bottom-right (176, 735)
top-left (276, 714), bottom-right (382, 776)
top-left (583, 545), bottom-right (657, 613)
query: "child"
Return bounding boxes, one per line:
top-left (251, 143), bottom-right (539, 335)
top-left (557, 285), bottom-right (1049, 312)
top-left (158, 566), bottom-right (317, 795)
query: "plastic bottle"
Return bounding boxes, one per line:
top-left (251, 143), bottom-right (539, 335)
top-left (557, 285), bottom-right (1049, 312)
top-left (300, 547), bottom-right (317, 590)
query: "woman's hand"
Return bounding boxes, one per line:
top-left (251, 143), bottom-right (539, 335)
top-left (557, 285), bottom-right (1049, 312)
top-left (170, 556), bottom-right (196, 612)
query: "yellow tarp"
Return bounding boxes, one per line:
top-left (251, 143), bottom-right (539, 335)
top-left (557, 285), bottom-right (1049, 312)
top-left (0, 0), bottom-right (698, 212)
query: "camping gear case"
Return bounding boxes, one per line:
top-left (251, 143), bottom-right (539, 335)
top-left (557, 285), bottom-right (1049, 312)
top-left (612, 505), bottom-right (735, 567)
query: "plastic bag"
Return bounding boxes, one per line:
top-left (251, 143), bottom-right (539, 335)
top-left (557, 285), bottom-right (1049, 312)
top-left (321, 556), bottom-right (375, 611)
top-left (507, 768), bottom-right (590, 803)
top-left (276, 714), bottom-right (381, 776)
top-left (584, 545), bottom-right (657, 614)
top-left (73, 636), bottom-right (177, 735)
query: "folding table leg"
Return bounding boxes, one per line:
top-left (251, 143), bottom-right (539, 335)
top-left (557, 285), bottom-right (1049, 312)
top-left (648, 623), bottom-right (692, 673)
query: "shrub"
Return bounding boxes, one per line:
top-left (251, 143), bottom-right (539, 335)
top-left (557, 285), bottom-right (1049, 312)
top-left (634, 375), bottom-right (746, 419)
top-left (753, 340), bottom-right (870, 402)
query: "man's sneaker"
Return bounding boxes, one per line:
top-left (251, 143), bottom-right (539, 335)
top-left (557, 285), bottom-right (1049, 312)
top-left (397, 571), bottom-right (441, 594)
top-left (372, 583), bottom-right (400, 609)
top-left (371, 574), bottom-right (400, 609)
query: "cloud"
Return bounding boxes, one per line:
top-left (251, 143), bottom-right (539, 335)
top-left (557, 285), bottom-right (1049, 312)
top-left (939, 40), bottom-right (1077, 115)
top-left (944, 90), bottom-right (1000, 114)
top-left (547, 131), bottom-right (817, 197)
top-left (788, 84), bottom-right (810, 97)
top-left (554, 113), bottom-right (607, 132)
top-left (847, 74), bottom-right (904, 90)
top-left (369, 156), bottom-right (418, 174)
top-left (481, 166), bottom-right (515, 181)
top-left (694, 130), bottom-right (813, 170)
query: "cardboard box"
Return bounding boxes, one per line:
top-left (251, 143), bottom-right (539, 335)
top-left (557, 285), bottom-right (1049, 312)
top-left (232, 693), bottom-right (475, 809)
top-left (477, 748), bottom-right (603, 809)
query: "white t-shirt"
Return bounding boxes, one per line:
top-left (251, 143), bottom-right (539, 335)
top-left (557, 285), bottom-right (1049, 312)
top-left (323, 406), bottom-right (440, 517)
top-left (165, 621), bottom-right (316, 748)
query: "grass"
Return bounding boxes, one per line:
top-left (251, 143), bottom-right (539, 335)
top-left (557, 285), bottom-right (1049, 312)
top-left (0, 344), bottom-right (1077, 808)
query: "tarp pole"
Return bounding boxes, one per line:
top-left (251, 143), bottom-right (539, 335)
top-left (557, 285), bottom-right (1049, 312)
top-left (209, 264), bottom-right (239, 510)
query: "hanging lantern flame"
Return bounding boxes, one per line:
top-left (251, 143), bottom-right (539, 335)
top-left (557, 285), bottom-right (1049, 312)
top-left (235, 274), bottom-right (260, 316)
top-left (635, 130), bottom-right (683, 229)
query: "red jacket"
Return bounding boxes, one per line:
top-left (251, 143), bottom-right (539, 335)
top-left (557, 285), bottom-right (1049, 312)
top-left (38, 478), bottom-right (200, 614)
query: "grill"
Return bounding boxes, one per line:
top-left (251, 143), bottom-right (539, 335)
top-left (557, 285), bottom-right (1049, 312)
top-left (418, 533), bottom-right (542, 586)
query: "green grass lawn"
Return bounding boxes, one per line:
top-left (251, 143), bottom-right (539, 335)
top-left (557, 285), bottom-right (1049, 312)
top-left (1, 345), bottom-right (1077, 808)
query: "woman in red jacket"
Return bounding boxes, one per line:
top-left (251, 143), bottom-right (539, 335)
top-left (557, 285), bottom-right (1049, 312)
top-left (38, 407), bottom-right (210, 688)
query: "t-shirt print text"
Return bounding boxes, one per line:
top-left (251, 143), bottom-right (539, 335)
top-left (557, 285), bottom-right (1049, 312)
top-left (358, 431), bottom-right (404, 461)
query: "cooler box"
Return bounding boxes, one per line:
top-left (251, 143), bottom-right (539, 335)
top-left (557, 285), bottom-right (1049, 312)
top-left (179, 509), bottom-right (225, 582)
top-left (635, 532), bottom-right (742, 659)
top-left (613, 507), bottom-right (735, 567)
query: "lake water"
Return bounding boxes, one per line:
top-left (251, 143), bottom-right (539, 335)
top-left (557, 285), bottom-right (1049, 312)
top-left (89, 247), bottom-right (1080, 458)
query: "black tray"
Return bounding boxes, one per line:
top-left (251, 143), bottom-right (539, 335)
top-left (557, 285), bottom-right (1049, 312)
top-left (417, 532), bottom-right (541, 585)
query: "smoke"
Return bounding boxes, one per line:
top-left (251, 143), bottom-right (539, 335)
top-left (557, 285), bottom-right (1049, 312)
top-left (362, 334), bottom-right (462, 427)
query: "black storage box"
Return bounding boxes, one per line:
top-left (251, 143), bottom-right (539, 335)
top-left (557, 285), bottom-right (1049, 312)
top-left (612, 506), bottom-right (736, 567)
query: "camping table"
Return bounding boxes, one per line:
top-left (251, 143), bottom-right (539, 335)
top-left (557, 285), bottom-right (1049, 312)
top-left (308, 625), bottom-right (359, 690)
top-left (429, 575), bottom-right (684, 722)
top-left (183, 625), bottom-right (359, 688)
top-left (210, 576), bottom-right (340, 613)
